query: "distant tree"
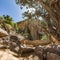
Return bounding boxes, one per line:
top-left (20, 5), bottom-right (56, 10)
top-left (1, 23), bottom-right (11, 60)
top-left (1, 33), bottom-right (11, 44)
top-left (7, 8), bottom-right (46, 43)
top-left (3, 15), bottom-right (13, 24)
top-left (2, 15), bottom-right (16, 28)
top-left (16, 0), bottom-right (60, 43)
top-left (0, 15), bottom-right (19, 32)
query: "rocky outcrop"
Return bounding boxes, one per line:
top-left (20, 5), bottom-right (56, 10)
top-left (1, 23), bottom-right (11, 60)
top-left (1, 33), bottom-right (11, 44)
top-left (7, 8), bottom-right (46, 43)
top-left (0, 20), bottom-right (60, 60)
top-left (0, 28), bottom-right (8, 37)
top-left (17, 19), bottom-right (43, 40)
top-left (0, 30), bottom-right (25, 55)
top-left (0, 45), bottom-right (60, 60)
top-left (0, 28), bottom-right (60, 60)
top-left (28, 19), bottom-right (42, 40)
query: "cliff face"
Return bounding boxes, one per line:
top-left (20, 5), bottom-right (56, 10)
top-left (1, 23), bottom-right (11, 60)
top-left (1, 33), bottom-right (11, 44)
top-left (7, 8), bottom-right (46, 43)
top-left (17, 19), bottom-right (43, 40)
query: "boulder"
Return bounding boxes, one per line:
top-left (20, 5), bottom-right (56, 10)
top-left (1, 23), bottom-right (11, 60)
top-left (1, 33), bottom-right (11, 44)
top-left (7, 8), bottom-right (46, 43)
top-left (0, 28), bottom-right (8, 37)
top-left (34, 45), bottom-right (60, 60)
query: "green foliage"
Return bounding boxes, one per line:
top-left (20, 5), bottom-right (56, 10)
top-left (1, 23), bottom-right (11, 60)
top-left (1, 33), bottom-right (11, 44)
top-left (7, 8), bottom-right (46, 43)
top-left (41, 35), bottom-right (49, 40)
top-left (0, 15), bottom-right (20, 32)
top-left (16, 0), bottom-right (50, 19)
top-left (10, 21), bottom-right (15, 27)
top-left (3, 15), bottom-right (13, 21)
top-left (0, 16), bottom-right (4, 20)
top-left (23, 32), bottom-right (29, 38)
top-left (2, 15), bottom-right (16, 28)
top-left (5, 23), bottom-right (12, 29)
top-left (3, 15), bottom-right (13, 24)
top-left (40, 20), bottom-right (47, 26)
top-left (14, 23), bottom-right (19, 31)
top-left (3, 15), bottom-right (14, 27)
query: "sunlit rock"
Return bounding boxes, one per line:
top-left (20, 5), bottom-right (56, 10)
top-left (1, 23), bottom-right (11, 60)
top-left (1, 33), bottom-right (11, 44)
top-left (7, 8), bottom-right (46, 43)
top-left (0, 28), bottom-right (8, 37)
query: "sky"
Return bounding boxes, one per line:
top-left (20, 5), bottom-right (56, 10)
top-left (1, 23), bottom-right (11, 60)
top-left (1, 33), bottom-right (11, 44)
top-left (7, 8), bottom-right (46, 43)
top-left (0, 0), bottom-right (27, 22)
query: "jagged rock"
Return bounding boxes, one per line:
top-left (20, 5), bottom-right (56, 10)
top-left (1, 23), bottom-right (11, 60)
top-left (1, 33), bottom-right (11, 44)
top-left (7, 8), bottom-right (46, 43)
top-left (0, 28), bottom-right (8, 37)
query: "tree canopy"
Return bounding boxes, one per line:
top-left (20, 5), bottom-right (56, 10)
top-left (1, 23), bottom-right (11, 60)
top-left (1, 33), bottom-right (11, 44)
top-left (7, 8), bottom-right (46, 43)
top-left (16, 0), bottom-right (60, 43)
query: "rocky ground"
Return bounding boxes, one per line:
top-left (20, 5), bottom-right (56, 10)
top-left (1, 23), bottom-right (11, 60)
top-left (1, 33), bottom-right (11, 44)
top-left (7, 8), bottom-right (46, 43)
top-left (0, 49), bottom-right (39, 60)
top-left (0, 28), bottom-right (39, 60)
top-left (0, 28), bottom-right (60, 60)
